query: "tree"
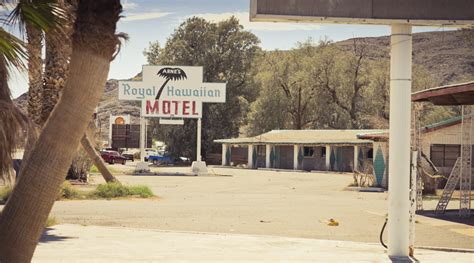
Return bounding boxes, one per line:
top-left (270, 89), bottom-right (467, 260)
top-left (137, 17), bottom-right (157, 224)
top-left (315, 39), bottom-right (371, 129)
top-left (22, 0), bottom-right (117, 183)
top-left (25, 22), bottom-right (43, 125)
top-left (0, 0), bottom-right (64, 179)
top-left (246, 41), bottom-right (330, 133)
top-left (0, 1), bottom-right (122, 260)
top-left (144, 17), bottom-right (260, 159)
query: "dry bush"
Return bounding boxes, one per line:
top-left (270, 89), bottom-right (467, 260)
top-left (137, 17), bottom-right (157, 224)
top-left (352, 161), bottom-right (376, 187)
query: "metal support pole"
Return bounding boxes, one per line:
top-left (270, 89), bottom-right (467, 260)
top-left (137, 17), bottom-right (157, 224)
top-left (140, 116), bottom-right (146, 162)
top-left (460, 105), bottom-right (472, 217)
top-left (388, 24), bottom-right (412, 258)
top-left (409, 151), bottom-right (418, 256)
top-left (197, 118), bottom-right (202, 162)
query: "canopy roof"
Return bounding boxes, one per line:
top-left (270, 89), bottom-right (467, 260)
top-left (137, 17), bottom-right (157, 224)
top-left (215, 129), bottom-right (385, 145)
top-left (412, 81), bottom-right (474, 105)
top-left (250, 0), bottom-right (474, 26)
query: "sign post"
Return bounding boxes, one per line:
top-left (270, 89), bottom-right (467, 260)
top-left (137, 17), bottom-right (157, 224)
top-left (118, 65), bottom-right (226, 174)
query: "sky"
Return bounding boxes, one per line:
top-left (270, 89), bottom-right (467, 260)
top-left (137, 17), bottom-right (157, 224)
top-left (8, 0), bottom-right (449, 98)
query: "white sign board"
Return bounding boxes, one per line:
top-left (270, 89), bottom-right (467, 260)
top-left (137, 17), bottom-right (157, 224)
top-left (119, 65), bottom-right (226, 103)
top-left (159, 118), bottom-right (185, 125)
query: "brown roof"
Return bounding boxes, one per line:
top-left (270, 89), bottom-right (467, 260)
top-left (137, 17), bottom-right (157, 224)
top-left (412, 81), bottom-right (474, 105)
top-left (214, 129), bottom-right (385, 145)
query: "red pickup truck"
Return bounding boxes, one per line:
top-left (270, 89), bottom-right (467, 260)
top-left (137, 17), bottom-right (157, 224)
top-left (100, 150), bottom-right (127, 165)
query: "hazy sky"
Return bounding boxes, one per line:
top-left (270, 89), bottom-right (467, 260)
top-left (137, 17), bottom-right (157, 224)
top-left (9, 0), bottom-right (448, 98)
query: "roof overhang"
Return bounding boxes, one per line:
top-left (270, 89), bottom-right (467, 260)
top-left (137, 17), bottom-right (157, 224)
top-left (250, 0), bottom-right (474, 27)
top-left (412, 81), bottom-right (474, 105)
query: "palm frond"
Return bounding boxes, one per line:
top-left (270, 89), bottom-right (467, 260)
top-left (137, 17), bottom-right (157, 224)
top-left (0, 27), bottom-right (27, 70)
top-left (7, 0), bottom-right (67, 35)
top-left (0, 100), bottom-right (36, 177)
top-left (112, 32), bottom-right (129, 60)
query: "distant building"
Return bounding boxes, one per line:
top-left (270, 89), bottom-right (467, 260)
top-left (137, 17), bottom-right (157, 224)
top-left (214, 129), bottom-right (385, 182)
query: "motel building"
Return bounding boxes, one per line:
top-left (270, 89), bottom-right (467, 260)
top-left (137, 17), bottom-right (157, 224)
top-left (214, 129), bottom-right (386, 184)
top-left (215, 120), bottom-right (472, 189)
top-left (215, 82), bottom-right (474, 189)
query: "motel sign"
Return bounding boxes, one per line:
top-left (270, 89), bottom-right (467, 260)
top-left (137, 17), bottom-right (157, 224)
top-left (118, 66), bottom-right (226, 118)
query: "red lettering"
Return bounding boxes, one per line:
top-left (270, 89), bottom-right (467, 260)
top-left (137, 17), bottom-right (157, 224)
top-left (183, 101), bottom-right (190, 115)
top-left (192, 101), bottom-right (198, 115)
top-left (163, 101), bottom-right (170, 114)
top-left (172, 101), bottom-right (179, 115)
top-left (146, 100), bottom-right (159, 114)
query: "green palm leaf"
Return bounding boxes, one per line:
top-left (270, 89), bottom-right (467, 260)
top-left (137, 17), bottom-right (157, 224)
top-left (0, 27), bottom-right (27, 70)
top-left (6, 0), bottom-right (66, 34)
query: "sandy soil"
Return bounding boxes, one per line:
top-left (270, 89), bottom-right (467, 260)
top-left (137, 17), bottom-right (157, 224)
top-left (43, 165), bottom-right (474, 250)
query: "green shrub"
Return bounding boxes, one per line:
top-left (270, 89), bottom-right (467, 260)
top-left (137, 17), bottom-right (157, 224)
top-left (129, 185), bottom-right (153, 198)
top-left (58, 181), bottom-right (80, 200)
top-left (0, 187), bottom-right (12, 204)
top-left (89, 165), bottom-right (99, 173)
top-left (93, 182), bottom-right (153, 199)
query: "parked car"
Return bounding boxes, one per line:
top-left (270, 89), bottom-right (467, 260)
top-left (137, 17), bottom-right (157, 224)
top-left (100, 150), bottom-right (127, 165)
top-left (148, 154), bottom-right (173, 165)
top-left (144, 148), bottom-right (158, 162)
top-left (121, 151), bottom-right (135, 162)
top-left (148, 153), bottom-right (191, 166)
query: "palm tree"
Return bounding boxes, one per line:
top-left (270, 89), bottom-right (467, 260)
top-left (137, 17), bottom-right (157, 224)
top-left (40, 0), bottom-right (73, 124)
top-left (25, 22), bottom-right (43, 125)
top-left (35, 0), bottom-right (117, 182)
top-left (0, 0), bottom-right (62, 179)
top-left (0, 0), bottom-right (123, 261)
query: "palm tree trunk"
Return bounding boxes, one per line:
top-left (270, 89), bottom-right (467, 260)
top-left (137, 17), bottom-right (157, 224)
top-left (26, 23), bottom-right (43, 126)
top-left (81, 133), bottom-right (117, 182)
top-left (40, 0), bottom-right (75, 125)
top-left (39, 0), bottom-right (117, 183)
top-left (0, 1), bottom-right (122, 261)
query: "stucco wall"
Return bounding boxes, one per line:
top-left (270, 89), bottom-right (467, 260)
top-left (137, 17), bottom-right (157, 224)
top-left (301, 146), bottom-right (326, 171)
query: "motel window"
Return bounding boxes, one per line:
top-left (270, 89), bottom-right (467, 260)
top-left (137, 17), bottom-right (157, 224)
top-left (303, 147), bottom-right (314, 157)
top-left (321, 147), bottom-right (326, 157)
top-left (367, 149), bottom-right (373, 159)
top-left (430, 144), bottom-right (460, 167)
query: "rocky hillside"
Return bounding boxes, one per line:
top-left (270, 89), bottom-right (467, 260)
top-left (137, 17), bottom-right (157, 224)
top-left (336, 29), bottom-right (473, 85)
top-left (14, 30), bottom-right (474, 142)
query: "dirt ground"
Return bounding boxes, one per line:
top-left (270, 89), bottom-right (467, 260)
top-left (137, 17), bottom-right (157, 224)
top-left (43, 165), bottom-right (474, 250)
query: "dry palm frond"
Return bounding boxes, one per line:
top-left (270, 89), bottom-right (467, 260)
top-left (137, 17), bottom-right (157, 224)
top-left (0, 101), bottom-right (34, 176)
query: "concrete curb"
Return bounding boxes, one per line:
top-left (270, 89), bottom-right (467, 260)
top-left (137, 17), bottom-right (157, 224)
top-left (415, 246), bottom-right (474, 253)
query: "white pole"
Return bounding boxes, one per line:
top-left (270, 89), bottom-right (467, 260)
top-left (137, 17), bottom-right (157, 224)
top-left (140, 116), bottom-right (146, 162)
top-left (325, 145), bottom-right (331, 171)
top-left (222, 144), bottom-right (228, 166)
top-left (248, 144), bottom-right (254, 169)
top-left (293, 145), bottom-right (299, 170)
top-left (197, 118), bottom-right (202, 162)
top-left (388, 24), bottom-right (412, 258)
top-left (265, 144), bottom-right (271, 168)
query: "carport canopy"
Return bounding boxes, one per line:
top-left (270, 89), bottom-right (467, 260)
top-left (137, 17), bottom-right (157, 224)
top-left (412, 81), bottom-right (474, 105)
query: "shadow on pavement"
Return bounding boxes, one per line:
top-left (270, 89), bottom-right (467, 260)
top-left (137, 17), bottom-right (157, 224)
top-left (39, 228), bottom-right (75, 243)
top-left (417, 209), bottom-right (474, 226)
